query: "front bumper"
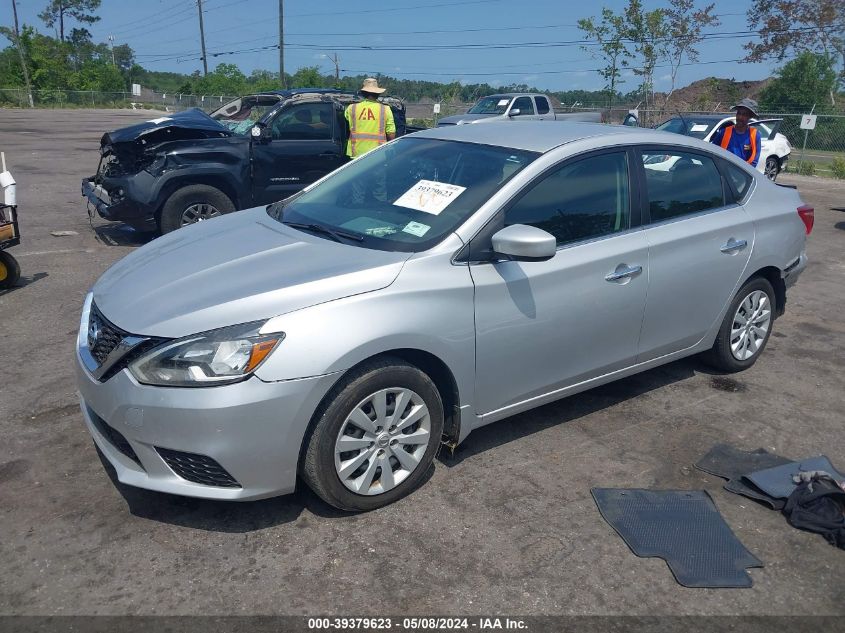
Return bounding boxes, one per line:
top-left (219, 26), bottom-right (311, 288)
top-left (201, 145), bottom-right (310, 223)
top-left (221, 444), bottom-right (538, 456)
top-left (76, 345), bottom-right (340, 501)
top-left (81, 173), bottom-right (158, 231)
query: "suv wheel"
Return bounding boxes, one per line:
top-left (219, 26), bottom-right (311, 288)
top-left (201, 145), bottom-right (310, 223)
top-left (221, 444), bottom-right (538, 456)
top-left (159, 185), bottom-right (235, 234)
top-left (764, 156), bottom-right (780, 181)
top-left (302, 357), bottom-right (444, 511)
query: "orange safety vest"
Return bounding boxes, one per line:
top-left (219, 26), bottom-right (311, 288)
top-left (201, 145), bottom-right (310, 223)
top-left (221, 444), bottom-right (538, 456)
top-left (720, 125), bottom-right (758, 165)
top-left (346, 101), bottom-right (388, 158)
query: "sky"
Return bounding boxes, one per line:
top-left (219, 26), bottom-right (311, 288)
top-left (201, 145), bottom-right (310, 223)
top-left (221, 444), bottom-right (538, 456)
top-left (2, 0), bottom-right (780, 92)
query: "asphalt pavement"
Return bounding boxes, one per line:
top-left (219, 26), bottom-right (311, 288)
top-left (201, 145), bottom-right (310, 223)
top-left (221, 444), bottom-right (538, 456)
top-left (0, 109), bottom-right (843, 617)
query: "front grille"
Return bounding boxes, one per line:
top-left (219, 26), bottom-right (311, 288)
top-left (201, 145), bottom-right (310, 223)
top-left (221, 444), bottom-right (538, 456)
top-left (88, 304), bottom-right (128, 366)
top-left (88, 408), bottom-right (143, 467)
top-left (155, 447), bottom-right (241, 488)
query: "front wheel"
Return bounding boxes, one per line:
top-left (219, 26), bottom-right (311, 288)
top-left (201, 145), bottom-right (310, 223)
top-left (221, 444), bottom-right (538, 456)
top-left (764, 156), bottom-right (780, 181)
top-left (158, 184), bottom-right (235, 234)
top-left (703, 277), bottom-right (775, 373)
top-left (0, 250), bottom-right (21, 289)
top-left (302, 358), bottom-right (444, 511)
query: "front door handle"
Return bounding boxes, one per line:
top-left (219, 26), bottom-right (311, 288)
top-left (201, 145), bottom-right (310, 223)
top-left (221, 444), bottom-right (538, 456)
top-left (720, 238), bottom-right (748, 254)
top-left (605, 265), bottom-right (643, 282)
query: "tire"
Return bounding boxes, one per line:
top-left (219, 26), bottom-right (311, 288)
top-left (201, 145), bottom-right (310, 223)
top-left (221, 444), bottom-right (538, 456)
top-left (302, 357), bottom-right (444, 511)
top-left (764, 156), bottom-right (780, 181)
top-left (703, 277), bottom-right (776, 373)
top-left (158, 184), bottom-right (235, 234)
top-left (0, 250), bottom-right (21, 290)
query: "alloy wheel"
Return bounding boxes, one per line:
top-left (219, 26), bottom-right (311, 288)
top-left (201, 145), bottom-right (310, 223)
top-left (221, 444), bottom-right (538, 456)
top-left (764, 157), bottom-right (779, 180)
top-left (730, 290), bottom-right (772, 361)
top-left (334, 387), bottom-right (432, 496)
top-left (181, 202), bottom-right (222, 226)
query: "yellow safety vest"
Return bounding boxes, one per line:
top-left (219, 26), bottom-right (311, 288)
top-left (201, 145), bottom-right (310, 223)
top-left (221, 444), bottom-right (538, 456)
top-left (345, 101), bottom-right (394, 158)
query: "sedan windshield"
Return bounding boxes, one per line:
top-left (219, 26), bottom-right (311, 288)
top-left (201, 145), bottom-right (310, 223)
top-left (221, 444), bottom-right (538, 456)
top-left (268, 137), bottom-right (538, 252)
top-left (656, 117), bottom-right (718, 140)
top-left (468, 96), bottom-right (512, 114)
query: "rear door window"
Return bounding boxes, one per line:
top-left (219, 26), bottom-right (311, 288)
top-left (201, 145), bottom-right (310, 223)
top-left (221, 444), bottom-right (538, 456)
top-left (640, 150), bottom-right (725, 223)
top-left (535, 97), bottom-right (550, 115)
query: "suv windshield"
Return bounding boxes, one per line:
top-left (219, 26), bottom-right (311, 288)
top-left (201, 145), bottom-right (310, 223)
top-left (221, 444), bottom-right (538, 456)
top-left (656, 117), bottom-right (718, 140)
top-left (210, 95), bottom-right (281, 135)
top-left (468, 96), bottom-right (512, 114)
top-left (268, 137), bottom-right (538, 252)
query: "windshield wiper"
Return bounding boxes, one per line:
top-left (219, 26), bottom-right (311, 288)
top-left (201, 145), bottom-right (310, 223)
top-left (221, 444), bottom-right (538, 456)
top-left (281, 221), bottom-right (364, 243)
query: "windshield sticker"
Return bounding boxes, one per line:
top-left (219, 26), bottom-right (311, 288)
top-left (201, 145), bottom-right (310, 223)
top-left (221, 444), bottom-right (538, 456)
top-left (402, 221), bottom-right (431, 237)
top-left (340, 217), bottom-right (397, 237)
top-left (497, 99), bottom-right (510, 106)
top-left (690, 124), bottom-right (708, 132)
top-left (146, 117), bottom-right (173, 125)
top-left (393, 180), bottom-right (466, 216)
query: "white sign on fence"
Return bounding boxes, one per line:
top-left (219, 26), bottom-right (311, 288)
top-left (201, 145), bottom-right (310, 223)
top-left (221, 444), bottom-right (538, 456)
top-left (131, 83), bottom-right (141, 97)
top-left (800, 114), bottom-right (817, 130)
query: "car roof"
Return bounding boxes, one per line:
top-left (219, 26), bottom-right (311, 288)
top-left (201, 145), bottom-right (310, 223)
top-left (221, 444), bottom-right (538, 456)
top-left (411, 121), bottom-right (645, 153)
top-left (265, 88), bottom-right (354, 97)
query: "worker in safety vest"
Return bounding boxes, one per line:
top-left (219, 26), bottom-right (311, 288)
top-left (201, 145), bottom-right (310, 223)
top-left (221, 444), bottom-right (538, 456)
top-left (710, 98), bottom-right (761, 168)
top-left (344, 77), bottom-right (396, 158)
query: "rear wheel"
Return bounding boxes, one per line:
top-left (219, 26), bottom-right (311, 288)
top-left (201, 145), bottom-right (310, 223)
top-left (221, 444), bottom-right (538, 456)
top-left (703, 277), bottom-right (775, 373)
top-left (0, 251), bottom-right (21, 289)
top-left (302, 357), bottom-right (444, 511)
top-left (158, 184), bottom-right (235, 234)
top-left (764, 156), bottom-right (780, 181)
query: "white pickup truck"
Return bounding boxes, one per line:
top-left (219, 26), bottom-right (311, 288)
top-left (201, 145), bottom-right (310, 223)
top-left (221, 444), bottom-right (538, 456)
top-left (436, 93), bottom-right (602, 126)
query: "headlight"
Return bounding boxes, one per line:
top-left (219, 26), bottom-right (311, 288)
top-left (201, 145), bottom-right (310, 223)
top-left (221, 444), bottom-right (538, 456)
top-left (128, 321), bottom-right (284, 387)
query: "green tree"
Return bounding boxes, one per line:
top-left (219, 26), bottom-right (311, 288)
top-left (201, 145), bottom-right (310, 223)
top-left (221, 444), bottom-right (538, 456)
top-left (39, 0), bottom-right (102, 42)
top-left (578, 8), bottom-right (630, 109)
top-left (290, 66), bottom-right (326, 88)
top-left (663, 0), bottom-right (720, 107)
top-left (745, 0), bottom-right (844, 93)
top-left (759, 51), bottom-right (838, 112)
top-left (195, 63), bottom-right (247, 95)
top-left (624, 0), bottom-right (669, 113)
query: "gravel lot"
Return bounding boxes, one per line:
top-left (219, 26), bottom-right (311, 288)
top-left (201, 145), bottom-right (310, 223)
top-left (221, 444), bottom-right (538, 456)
top-left (0, 109), bottom-right (843, 617)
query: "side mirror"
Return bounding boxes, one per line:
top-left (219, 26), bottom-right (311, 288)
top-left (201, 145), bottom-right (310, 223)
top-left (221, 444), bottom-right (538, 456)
top-left (491, 224), bottom-right (556, 261)
top-left (508, 108), bottom-right (521, 117)
top-left (251, 124), bottom-right (271, 142)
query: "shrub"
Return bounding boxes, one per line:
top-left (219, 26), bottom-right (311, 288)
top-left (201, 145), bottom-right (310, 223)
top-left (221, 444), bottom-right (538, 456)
top-left (793, 160), bottom-right (817, 176)
top-left (831, 156), bottom-right (845, 180)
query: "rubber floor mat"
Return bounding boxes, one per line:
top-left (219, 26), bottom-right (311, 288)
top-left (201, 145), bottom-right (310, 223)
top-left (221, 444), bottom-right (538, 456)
top-left (695, 443), bottom-right (793, 509)
top-left (746, 456), bottom-right (845, 500)
top-left (592, 488), bottom-right (763, 588)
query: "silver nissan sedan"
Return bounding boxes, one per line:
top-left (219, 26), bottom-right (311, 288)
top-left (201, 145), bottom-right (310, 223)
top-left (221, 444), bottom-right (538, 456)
top-left (76, 121), bottom-right (812, 511)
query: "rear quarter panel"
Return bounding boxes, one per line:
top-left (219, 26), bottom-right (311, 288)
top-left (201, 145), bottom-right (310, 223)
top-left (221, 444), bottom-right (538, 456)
top-left (742, 174), bottom-right (807, 275)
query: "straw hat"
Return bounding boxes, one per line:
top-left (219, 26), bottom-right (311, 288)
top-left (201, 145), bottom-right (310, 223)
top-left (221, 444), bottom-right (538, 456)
top-left (360, 77), bottom-right (386, 94)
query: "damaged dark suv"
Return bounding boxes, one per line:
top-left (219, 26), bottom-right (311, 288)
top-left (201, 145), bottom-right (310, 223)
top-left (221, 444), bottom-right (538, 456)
top-left (82, 89), bottom-right (411, 234)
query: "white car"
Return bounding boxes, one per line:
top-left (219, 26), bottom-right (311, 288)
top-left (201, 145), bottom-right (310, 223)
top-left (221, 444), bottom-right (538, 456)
top-left (654, 115), bottom-right (791, 180)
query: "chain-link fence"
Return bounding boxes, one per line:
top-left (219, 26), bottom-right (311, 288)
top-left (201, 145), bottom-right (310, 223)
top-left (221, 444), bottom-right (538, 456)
top-left (3, 88), bottom-right (843, 176)
top-left (604, 107), bottom-right (845, 177)
top-left (0, 88), bottom-right (237, 111)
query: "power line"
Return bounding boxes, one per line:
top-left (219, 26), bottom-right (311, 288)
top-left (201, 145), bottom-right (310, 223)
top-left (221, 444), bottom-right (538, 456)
top-left (287, 0), bottom-right (503, 17)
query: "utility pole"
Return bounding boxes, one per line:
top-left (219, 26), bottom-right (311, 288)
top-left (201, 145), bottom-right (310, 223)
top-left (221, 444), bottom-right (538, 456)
top-left (329, 53), bottom-right (340, 82)
top-left (279, 0), bottom-right (285, 88)
top-left (196, 0), bottom-right (208, 75)
top-left (10, 0), bottom-right (33, 108)
top-left (108, 35), bottom-right (115, 66)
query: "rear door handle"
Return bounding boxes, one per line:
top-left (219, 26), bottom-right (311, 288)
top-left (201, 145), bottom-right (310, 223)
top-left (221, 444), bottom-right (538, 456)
top-left (605, 265), bottom-right (643, 282)
top-left (720, 238), bottom-right (748, 253)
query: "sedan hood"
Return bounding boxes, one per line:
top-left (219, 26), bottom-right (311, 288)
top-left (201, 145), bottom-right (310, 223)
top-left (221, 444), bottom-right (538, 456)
top-left (92, 207), bottom-right (410, 338)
